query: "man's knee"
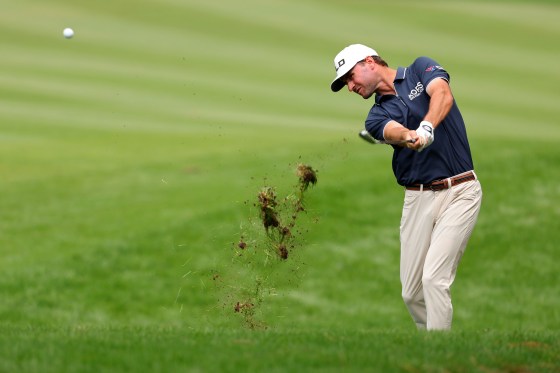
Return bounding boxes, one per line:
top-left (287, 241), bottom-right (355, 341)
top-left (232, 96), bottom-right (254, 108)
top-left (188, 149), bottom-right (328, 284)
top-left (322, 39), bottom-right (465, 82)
top-left (422, 274), bottom-right (436, 289)
top-left (402, 290), bottom-right (421, 306)
top-left (422, 274), bottom-right (449, 296)
top-left (422, 274), bottom-right (446, 290)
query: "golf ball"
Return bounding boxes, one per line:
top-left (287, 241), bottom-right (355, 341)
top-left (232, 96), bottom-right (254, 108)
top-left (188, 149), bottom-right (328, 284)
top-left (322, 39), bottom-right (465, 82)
top-left (63, 28), bottom-right (74, 39)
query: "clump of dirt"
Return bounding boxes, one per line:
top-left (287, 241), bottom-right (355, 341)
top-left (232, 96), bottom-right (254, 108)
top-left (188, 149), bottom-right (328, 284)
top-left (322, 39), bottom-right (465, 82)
top-left (258, 187), bottom-right (280, 231)
top-left (297, 164), bottom-right (318, 192)
top-left (224, 163), bottom-right (318, 329)
top-left (293, 164), bottom-right (317, 214)
top-left (234, 301), bottom-right (254, 313)
top-left (280, 226), bottom-right (291, 239)
top-left (277, 244), bottom-right (288, 260)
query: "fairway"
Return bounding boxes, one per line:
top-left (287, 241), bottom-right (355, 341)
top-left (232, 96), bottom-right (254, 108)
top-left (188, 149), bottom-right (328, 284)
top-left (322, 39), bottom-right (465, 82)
top-left (1, 0), bottom-right (560, 372)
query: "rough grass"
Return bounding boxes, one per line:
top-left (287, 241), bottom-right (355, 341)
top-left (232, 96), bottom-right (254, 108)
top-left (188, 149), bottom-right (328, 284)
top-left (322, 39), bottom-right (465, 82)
top-left (1, 327), bottom-right (559, 373)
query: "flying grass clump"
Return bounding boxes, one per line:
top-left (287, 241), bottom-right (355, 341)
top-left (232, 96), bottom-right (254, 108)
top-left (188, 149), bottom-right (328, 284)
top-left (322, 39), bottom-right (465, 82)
top-left (258, 186), bottom-right (280, 231)
top-left (215, 163), bottom-right (318, 329)
top-left (295, 163), bottom-right (317, 214)
top-left (297, 164), bottom-right (318, 192)
top-left (256, 164), bottom-right (318, 260)
top-left (256, 185), bottom-right (292, 260)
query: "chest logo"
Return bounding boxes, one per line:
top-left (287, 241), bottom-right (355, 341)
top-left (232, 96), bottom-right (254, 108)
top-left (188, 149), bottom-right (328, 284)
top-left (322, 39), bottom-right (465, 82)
top-left (408, 82), bottom-right (424, 100)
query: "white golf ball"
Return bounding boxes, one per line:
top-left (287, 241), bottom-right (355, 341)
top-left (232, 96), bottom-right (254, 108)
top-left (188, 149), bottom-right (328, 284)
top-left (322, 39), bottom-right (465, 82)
top-left (63, 28), bottom-right (74, 39)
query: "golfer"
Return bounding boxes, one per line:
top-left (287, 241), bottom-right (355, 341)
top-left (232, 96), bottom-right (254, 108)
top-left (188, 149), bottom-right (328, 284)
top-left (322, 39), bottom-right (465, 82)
top-left (330, 44), bottom-right (482, 330)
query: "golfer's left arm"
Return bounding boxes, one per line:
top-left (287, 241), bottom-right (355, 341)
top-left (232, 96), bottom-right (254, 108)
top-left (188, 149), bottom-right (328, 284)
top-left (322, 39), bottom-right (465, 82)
top-left (383, 78), bottom-right (454, 149)
top-left (401, 78), bottom-right (454, 151)
top-left (423, 77), bottom-right (454, 129)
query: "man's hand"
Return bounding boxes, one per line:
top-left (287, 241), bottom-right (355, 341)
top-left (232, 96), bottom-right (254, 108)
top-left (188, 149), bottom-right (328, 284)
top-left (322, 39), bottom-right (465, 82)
top-left (383, 120), bottom-right (434, 151)
top-left (415, 121), bottom-right (434, 152)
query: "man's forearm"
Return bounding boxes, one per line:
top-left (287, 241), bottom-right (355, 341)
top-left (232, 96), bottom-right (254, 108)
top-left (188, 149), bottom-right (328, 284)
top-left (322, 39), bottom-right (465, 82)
top-left (424, 79), bottom-right (454, 128)
top-left (383, 121), bottom-right (416, 143)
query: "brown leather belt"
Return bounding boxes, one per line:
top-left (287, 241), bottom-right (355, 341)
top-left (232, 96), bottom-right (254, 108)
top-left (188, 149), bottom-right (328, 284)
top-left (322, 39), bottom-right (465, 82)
top-left (405, 171), bottom-right (476, 191)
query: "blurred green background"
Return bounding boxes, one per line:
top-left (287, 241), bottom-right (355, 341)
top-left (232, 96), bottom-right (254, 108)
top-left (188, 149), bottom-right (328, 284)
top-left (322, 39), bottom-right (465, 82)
top-left (1, 0), bottom-right (559, 371)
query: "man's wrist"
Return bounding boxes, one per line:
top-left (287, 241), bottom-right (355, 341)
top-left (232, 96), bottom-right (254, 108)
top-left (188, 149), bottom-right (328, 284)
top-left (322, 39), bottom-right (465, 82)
top-left (416, 121), bottom-right (434, 152)
top-left (419, 121), bottom-right (434, 133)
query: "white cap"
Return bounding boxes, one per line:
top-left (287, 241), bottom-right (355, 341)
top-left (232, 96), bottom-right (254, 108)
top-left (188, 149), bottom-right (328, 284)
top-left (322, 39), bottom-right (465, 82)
top-left (330, 44), bottom-right (378, 92)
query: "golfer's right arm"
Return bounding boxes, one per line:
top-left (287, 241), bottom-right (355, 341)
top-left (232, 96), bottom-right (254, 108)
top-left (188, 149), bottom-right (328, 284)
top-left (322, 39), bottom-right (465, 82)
top-left (383, 121), bottom-right (421, 150)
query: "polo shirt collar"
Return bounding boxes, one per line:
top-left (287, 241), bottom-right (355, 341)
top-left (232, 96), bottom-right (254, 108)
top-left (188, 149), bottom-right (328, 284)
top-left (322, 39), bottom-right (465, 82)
top-left (395, 67), bottom-right (407, 81)
top-left (375, 67), bottom-right (407, 104)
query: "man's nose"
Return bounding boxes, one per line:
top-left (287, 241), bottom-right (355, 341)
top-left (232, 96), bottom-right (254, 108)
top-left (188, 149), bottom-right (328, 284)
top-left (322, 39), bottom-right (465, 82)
top-left (347, 80), bottom-right (354, 92)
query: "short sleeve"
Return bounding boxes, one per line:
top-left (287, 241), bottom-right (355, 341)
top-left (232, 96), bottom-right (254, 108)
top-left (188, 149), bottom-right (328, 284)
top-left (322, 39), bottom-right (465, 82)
top-left (364, 105), bottom-right (393, 141)
top-left (413, 56), bottom-right (450, 87)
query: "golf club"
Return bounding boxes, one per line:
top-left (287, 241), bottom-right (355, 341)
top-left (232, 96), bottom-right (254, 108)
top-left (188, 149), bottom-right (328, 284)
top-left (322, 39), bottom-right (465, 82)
top-left (359, 130), bottom-right (416, 145)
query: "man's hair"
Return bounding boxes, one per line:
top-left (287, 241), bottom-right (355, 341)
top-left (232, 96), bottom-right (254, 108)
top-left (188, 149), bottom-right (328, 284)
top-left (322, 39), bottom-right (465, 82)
top-left (356, 55), bottom-right (388, 68)
top-left (371, 56), bottom-right (388, 67)
top-left (341, 55), bottom-right (389, 83)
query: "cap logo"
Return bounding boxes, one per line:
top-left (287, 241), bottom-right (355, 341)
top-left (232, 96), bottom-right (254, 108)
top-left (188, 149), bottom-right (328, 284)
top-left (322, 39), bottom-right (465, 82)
top-left (335, 59), bottom-right (345, 71)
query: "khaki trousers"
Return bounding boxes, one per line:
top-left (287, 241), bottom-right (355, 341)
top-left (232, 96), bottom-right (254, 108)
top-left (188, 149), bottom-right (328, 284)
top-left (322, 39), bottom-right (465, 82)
top-left (400, 178), bottom-right (482, 330)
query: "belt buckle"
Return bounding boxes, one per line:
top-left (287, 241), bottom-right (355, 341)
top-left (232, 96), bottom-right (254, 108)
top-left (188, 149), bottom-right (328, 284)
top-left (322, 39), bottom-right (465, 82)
top-left (429, 180), bottom-right (445, 191)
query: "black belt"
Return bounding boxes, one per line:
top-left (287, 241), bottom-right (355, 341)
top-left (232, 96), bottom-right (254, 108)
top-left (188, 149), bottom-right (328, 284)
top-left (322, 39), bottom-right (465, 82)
top-left (405, 171), bottom-right (476, 191)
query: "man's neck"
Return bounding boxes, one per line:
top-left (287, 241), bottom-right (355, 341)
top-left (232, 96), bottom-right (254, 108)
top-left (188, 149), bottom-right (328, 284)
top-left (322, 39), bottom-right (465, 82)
top-left (375, 68), bottom-right (398, 96)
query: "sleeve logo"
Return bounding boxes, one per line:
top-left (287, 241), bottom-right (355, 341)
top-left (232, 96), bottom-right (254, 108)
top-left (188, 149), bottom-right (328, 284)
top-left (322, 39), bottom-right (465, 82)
top-left (425, 65), bottom-right (444, 72)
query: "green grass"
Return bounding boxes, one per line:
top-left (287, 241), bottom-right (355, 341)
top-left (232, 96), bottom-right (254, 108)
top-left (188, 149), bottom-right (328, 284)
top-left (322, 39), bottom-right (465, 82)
top-left (1, 0), bottom-right (560, 371)
top-left (1, 327), bottom-right (559, 373)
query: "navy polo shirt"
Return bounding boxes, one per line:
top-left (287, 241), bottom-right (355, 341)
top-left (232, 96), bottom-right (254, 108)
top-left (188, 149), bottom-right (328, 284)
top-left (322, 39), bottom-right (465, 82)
top-left (365, 56), bottom-right (474, 186)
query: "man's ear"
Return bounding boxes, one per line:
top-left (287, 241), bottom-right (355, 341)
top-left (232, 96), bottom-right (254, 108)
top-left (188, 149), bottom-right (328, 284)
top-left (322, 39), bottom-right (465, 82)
top-left (364, 55), bottom-right (376, 69)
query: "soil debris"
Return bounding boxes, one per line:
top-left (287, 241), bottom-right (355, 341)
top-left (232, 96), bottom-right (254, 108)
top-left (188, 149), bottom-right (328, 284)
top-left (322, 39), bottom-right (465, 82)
top-left (257, 187), bottom-right (280, 231)
top-left (234, 301), bottom-right (254, 313)
top-left (277, 244), bottom-right (288, 260)
top-left (222, 163), bottom-right (318, 329)
top-left (297, 164), bottom-right (318, 191)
